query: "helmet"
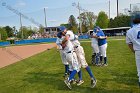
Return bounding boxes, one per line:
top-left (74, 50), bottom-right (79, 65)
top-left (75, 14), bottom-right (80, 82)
top-left (58, 26), bottom-right (66, 32)
top-left (133, 13), bottom-right (140, 24)
top-left (93, 26), bottom-right (101, 32)
top-left (57, 32), bottom-right (62, 38)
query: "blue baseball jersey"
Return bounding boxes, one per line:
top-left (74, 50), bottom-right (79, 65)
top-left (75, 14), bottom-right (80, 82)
top-left (96, 30), bottom-right (107, 46)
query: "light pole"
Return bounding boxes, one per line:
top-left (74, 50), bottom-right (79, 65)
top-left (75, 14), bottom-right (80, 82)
top-left (72, 2), bottom-right (83, 34)
top-left (78, 2), bottom-right (82, 34)
top-left (117, 0), bottom-right (119, 16)
top-left (20, 13), bottom-right (23, 39)
top-left (109, 0), bottom-right (110, 19)
top-left (44, 7), bottom-right (47, 27)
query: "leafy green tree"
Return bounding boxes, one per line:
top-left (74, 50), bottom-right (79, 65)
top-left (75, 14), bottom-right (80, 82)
top-left (60, 23), bottom-right (71, 29)
top-left (96, 11), bottom-right (109, 29)
top-left (86, 12), bottom-right (97, 29)
top-left (68, 15), bottom-right (78, 33)
top-left (38, 26), bottom-right (44, 34)
top-left (79, 12), bottom-right (97, 33)
top-left (79, 12), bottom-right (89, 33)
top-left (108, 14), bottom-right (131, 28)
top-left (17, 26), bottom-right (34, 39)
top-left (4, 26), bottom-right (14, 37)
top-left (0, 27), bottom-right (8, 41)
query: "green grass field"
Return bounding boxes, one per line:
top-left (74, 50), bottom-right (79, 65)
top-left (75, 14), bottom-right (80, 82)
top-left (0, 40), bottom-right (140, 93)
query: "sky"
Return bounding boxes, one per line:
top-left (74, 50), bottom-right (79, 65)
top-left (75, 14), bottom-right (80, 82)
top-left (0, 0), bottom-right (140, 30)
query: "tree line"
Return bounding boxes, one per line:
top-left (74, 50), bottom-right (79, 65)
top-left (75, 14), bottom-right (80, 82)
top-left (0, 11), bottom-right (131, 41)
top-left (0, 26), bottom-right (44, 41)
top-left (61, 11), bottom-right (131, 34)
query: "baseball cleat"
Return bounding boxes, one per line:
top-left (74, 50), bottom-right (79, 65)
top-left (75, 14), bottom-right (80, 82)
top-left (71, 79), bottom-right (77, 84)
top-left (95, 64), bottom-right (101, 67)
top-left (64, 80), bottom-right (72, 89)
top-left (103, 64), bottom-right (108, 66)
top-left (77, 80), bottom-right (84, 86)
top-left (91, 79), bottom-right (97, 88)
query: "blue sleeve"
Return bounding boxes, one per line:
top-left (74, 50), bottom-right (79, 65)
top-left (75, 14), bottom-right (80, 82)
top-left (96, 32), bottom-right (101, 37)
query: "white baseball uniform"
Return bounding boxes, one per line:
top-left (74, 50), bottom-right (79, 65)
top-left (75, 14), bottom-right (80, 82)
top-left (66, 30), bottom-right (88, 68)
top-left (126, 24), bottom-right (140, 82)
top-left (63, 35), bottom-right (80, 72)
top-left (99, 43), bottom-right (107, 57)
top-left (56, 37), bottom-right (68, 65)
top-left (91, 32), bottom-right (100, 54)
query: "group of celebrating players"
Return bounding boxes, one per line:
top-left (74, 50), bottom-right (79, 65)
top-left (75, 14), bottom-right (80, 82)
top-left (56, 26), bottom-right (107, 89)
top-left (56, 14), bottom-right (140, 89)
top-left (91, 26), bottom-right (108, 66)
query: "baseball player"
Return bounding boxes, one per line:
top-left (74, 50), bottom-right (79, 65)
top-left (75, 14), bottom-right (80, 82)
top-left (91, 28), bottom-right (100, 65)
top-left (62, 34), bottom-right (83, 89)
top-left (126, 14), bottom-right (140, 87)
top-left (59, 26), bottom-right (97, 88)
top-left (56, 32), bottom-right (69, 79)
top-left (94, 26), bottom-right (108, 66)
top-left (57, 28), bottom-right (83, 89)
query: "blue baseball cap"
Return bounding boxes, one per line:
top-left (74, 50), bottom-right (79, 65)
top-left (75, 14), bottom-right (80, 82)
top-left (93, 26), bottom-right (101, 32)
top-left (58, 26), bottom-right (66, 32)
top-left (57, 32), bottom-right (62, 38)
top-left (93, 28), bottom-right (97, 33)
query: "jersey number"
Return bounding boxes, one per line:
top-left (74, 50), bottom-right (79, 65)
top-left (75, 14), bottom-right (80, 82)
top-left (137, 31), bottom-right (140, 39)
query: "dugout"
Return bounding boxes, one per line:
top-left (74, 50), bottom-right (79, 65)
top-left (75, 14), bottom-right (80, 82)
top-left (88, 27), bottom-right (131, 36)
top-left (44, 27), bottom-right (59, 34)
top-left (44, 27), bottom-right (60, 37)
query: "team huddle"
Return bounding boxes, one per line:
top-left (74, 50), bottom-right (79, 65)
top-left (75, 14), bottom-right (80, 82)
top-left (91, 26), bottom-right (108, 66)
top-left (56, 26), bottom-right (108, 89)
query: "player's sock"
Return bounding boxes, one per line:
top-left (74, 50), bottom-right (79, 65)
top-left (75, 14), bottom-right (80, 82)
top-left (104, 57), bottom-right (107, 64)
top-left (138, 77), bottom-right (140, 87)
top-left (69, 71), bottom-right (72, 75)
top-left (85, 66), bottom-right (95, 80)
top-left (100, 56), bottom-right (103, 62)
top-left (95, 53), bottom-right (100, 64)
top-left (78, 70), bottom-right (82, 80)
top-left (92, 53), bottom-right (96, 64)
top-left (65, 65), bottom-right (69, 74)
top-left (68, 70), bottom-right (77, 81)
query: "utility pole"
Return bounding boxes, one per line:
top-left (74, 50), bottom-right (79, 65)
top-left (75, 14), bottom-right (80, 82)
top-left (20, 13), bottom-right (23, 39)
top-left (0, 33), bottom-right (1, 40)
top-left (109, 0), bottom-right (110, 19)
top-left (130, 4), bottom-right (132, 12)
top-left (44, 8), bottom-right (47, 27)
top-left (78, 2), bottom-right (82, 34)
top-left (117, 0), bottom-right (119, 16)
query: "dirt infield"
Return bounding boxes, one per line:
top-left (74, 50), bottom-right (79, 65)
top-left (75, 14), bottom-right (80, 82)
top-left (0, 43), bottom-right (56, 68)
